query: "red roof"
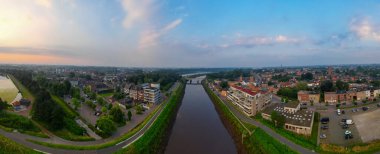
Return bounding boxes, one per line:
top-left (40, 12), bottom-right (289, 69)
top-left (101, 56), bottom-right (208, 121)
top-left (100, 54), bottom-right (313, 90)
top-left (231, 85), bottom-right (258, 96)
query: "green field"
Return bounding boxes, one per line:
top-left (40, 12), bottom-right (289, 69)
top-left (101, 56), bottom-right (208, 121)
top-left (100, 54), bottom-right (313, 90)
top-left (0, 76), bottom-right (19, 103)
top-left (0, 134), bottom-right (41, 154)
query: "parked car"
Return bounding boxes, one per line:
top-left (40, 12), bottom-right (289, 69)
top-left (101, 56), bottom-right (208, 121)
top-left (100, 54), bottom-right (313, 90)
top-left (352, 108), bottom-right (358, 112)
top-left (345, 134), bottom-right (353, 139)
top-left (321, 117), bottom-right (330, 124)
top-left (341, 118), bottom-right (347, 123)
top-left (337, 109), bottom-right (341, 115)
top-left (344, 130), bottom-right (353, 139)
top-left (362, 106), bottom-right (369, 111)
top-left (341, 110), bottom-right (345, 114)
top-left (320, 134), bottom-right (327, 139)
top-left (377, 103), bottom-right (380, 107)
top-left (346, 119), bottom-right (354, 125)
top-left (321, 125), bottom-right (329, 130)
top-left (342, 124), bottom-right (349, 129)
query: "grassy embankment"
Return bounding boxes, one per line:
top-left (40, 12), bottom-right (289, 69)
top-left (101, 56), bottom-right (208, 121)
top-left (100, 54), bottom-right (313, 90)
top-left (0, 134), bottom-right (41, 154)
top-left (0, 75), bottom-right (48, 138)
top-left (49, 95), bottom-right (92, 141)
top-left (203, 81), bottom-right (297, 154)
top-left (115, 83), bottom-right (185, 154)
top-left (8, 75), bottom-right (34, 102)
top-left (254, 113), bottom-right (319, 150)
top-left (28, 83), bottom-right (184, 151)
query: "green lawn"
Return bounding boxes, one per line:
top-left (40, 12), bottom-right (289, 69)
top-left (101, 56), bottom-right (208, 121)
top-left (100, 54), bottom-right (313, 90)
top-left (50, 95), bottom-right (78, 118)
top-left (0, 89), bottom-right (18, 104)
top-left (8, 75), bottom-right (34, 102)
top-left (99, 92), bottom-right (114, 98)
top-left (0, 111), bottom-right (48, 138)
top-left (0, 134), bottom-right (41, 154)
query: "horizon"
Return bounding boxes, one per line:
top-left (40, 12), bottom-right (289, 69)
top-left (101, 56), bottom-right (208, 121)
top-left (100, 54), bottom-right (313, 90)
top-left (1, 0), bottom-right (380, 67)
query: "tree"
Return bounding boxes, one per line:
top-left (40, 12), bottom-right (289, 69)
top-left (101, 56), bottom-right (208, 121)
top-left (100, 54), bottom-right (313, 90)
top-left (220, 81), bottom-right (229, 89)
top-left (301, 72), bottom-right (313, 80)
top-left (96, 116), bottom-right (116, 136)
top-left (109, 106), bottom-right (126, 124)
top-left (72, 98), bottom-right (81, 110)
top-left (101, 106), bottom-right (107, 113)
top-left (127, 110), bottom-right (132, 121)
top-left (296, 82), bottom-right (308, 91)
top-left (336, 80), bottom-right (349, 91)
top-left (0, 99), bottom-right (9, 111)
top-left (135, 105), bottom-right (144, 114)
top-left (320, 80), bottom-right (334, 92)
top-left (50, 106), bottom-right (65, 130)
top-left (271, 111), bottom-right (285, 128)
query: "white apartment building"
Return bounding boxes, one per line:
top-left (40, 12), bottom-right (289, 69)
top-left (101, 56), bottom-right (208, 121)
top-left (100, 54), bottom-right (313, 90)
top-left (227, 85), bottom-right (272, 116)
top-left (144, 88), bottom-right (161, 104)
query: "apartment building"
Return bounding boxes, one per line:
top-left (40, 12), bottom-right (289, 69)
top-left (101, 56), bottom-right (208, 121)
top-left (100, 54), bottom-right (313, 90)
top-left (144, 87), bottom-right (161, 104)
top-left (297, 91), bottom-right (320, 103)
top-left (227, 85), bottom-right (272, 116)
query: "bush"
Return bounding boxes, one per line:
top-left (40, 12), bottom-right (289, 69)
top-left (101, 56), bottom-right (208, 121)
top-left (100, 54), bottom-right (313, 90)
top-left (64, 118), bottom-right (85, 136)
top-left (0, 111), bottom-right (40, 132)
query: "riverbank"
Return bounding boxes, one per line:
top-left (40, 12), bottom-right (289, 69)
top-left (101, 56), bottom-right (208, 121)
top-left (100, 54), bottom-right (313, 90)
top-left (116, 82), bottom-right (186, 154)
top-left (202, 80), bottom-right (297, 154)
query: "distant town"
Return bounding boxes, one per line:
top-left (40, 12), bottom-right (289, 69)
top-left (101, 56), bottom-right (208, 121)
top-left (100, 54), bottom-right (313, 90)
top-left (1, 64), bottom-right (380, 153)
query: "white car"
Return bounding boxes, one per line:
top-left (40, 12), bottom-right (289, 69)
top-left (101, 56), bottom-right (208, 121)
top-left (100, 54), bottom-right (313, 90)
top-left (320, 134), bottom-right (327, 139)
top-left (337, 109), bottom-right (341, 115)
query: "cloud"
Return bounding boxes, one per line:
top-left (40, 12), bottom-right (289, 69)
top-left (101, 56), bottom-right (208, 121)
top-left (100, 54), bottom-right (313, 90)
top-left (215, 34), bottom-right (301, 49)
top-left (121, 0), bottom-right (157, 29)
top-left (34, 0), bottom-right (52, 8)
top-left (139, 18), bottom-right (182, 47)
top-left (350, 17), bottom-right (380, 42)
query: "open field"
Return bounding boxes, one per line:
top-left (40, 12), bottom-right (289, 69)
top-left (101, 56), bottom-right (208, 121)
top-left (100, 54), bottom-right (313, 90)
top-left (353, 109), bottom-right (380, 143)
top-left (0, 76), bottom-right (19, 103)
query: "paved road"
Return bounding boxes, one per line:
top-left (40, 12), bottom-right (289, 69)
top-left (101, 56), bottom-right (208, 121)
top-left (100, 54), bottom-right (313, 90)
top-left (0, 82), bottom-right (180, 154)
top-left (209, 84), bottom-right (315, 154)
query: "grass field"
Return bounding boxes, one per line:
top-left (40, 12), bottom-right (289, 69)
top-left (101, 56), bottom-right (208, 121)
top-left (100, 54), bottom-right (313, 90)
top-left (0, 76), bottom-right (19, 103)
top-left (0, 134), bottom-right (41, 154)
top-left (50, 95), bottom-right (78, 118)
top-left (8, 75), bottom-right (34, 102)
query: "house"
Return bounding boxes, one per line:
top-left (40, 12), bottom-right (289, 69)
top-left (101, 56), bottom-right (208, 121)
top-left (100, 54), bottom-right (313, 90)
top-left (227, 85), bottom-right (272, 116)
top-left (298, 91), bottom-right (320, 103)
top-left (261, 102), bottom-right (314, 136)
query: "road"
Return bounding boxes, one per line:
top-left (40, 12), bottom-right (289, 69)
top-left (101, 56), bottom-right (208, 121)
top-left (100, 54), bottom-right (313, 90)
top-left (209, 84), bottom-right (314, 154)
top-left (0, 82), bottom-right (180, 154)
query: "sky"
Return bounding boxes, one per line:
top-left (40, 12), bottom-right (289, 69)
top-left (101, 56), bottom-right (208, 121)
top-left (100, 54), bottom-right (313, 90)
top-left (1, 0), bottom-right (380, 67)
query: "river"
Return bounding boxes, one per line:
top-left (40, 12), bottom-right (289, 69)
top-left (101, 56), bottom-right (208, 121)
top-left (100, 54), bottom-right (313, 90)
top-left (165, 76), bottom-right (236, 154)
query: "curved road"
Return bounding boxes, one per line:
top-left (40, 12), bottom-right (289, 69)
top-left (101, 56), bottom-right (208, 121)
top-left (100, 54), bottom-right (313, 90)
top-left (0, 83), bottom-right (180, 154)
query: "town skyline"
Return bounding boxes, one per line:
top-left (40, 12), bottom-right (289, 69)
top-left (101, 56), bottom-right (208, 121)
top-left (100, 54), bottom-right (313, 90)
top-left (1, 0), bottom-right (380, 67)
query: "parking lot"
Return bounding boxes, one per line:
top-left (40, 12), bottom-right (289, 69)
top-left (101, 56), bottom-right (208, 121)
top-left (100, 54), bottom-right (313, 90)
top-left (353, 108), bottom-right (380, 143)
top-left (318, 103), bottom-right (380, 146)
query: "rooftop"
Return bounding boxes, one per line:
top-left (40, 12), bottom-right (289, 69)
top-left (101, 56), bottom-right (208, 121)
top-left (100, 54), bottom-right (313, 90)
top-left (262, 103), bottom-right (314, 127)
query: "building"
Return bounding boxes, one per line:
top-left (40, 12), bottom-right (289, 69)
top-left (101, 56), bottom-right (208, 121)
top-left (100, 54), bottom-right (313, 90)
top-left (130, 85), bottom-right (145, 101)
top-left (324, 92), bottom-right (338, 104)
top-left (227, 85), bottom-right (272, 116)
top-left (261, 103), bottom-right (314, 135)
top-left (144, 88), bottom-right (161, 104)
top-left (297, 91), bottom-right (320, 103)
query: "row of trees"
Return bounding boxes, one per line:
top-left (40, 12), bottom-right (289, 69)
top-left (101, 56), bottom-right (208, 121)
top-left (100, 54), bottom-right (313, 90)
top-left (95, 105), bottom-right (133, 137)
top-left (126, 71), bottom-right (181, 91)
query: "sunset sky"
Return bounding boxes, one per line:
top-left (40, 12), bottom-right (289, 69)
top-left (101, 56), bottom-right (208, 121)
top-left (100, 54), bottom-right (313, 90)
top-left (1, 0), bottom-right (380, 67)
